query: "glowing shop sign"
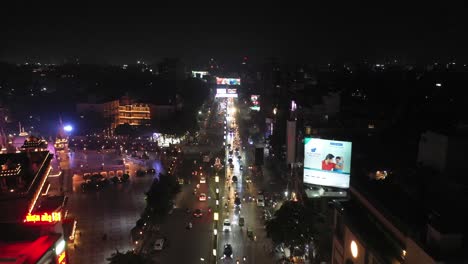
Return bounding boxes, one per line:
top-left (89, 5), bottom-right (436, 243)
top-left (24, 212), bottom-right (61, 223)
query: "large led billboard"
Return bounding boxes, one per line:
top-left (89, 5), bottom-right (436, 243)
top-left (303, 137), bottom-right (352, 188)
top-left (216, 77), bottom-right (241, 85)
top-left (216, 88), bottom-right (238, 98)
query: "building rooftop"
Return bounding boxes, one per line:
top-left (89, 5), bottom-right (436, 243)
top-left (0, 233), bottom-right (61, 264)
top-left (0, 151), bottom-right (53, 222)
top-left (352, 177), bottom-right (467, 261)
top-left (352, 178), bottom-right (428, 237)
top-left (342, 198), bottom-right (405, 263)
top-left (20, 136), bottom-right (48, 150)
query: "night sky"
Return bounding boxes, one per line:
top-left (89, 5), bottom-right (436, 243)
top-left (1, 3), bottom-right (467, 65)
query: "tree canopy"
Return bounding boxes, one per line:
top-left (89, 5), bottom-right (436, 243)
top-left (106, 250), bottom-right (151, 264)
top-left (145, 173), bottom-right (181, 221)
top-left (266, 201), bottom-right (317, 249)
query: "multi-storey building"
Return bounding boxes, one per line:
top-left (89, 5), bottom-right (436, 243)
top-left (77, 96), bottom-right (152, 130)
top-left (116, 103), bottom-right (151, 127)
top-left (331, 181), bottom-right (465, 264)
top-left (0, 150), bottom-right (71, 264)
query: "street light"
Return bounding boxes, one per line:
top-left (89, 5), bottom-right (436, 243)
top-left (63, 125), bottom-right (73, 132)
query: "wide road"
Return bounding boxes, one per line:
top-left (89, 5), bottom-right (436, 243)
top-left (150, 103), bottom-right (223, 264)
top-left (216, 98), bottom-right (276, 264)
top-left (151, 156), bottom-right (213, 264)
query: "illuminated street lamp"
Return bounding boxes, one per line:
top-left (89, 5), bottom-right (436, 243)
top-left (64, 125), bottom-right (73, 133)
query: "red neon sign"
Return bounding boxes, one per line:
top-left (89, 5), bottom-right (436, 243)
top-left (24, 212), bottom-right (61, 223)
top-left (57, 251), bottom-right (66, 264)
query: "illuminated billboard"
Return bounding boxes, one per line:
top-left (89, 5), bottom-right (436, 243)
top-left (250, 95), bottom-right (260, 111)
top-left (192, 71), bottom-right (209, 78)
top-left (303, 138), bottom-right (352, 188)
top-left (216, 77), bottom-right (241, 85)
top-left (216, 88), bottom-right (238, 98)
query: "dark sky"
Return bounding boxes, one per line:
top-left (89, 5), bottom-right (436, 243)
top-left (1, 3), bottom-right (467, 65)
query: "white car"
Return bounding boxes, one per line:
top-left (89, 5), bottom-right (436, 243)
top-left (199, 193), bottom-right (207, 201)
top-left (154, 238), bottom-right (165, 251)
top-left (223, 219), bottom-right (231, 232)
top-left (200, 176), bottom-right (206, 183)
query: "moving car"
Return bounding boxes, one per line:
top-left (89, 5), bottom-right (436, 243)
top-left (223, 244), bottom-right (233, 258)
top-left (200, 176), bottom-right (206, 183)
top-left (234, 197), bottom-right (241, 208)
top-left (257, 195), bottom-right (265, 207)
top-left (239, 217), bottom-right (245, 227)
top-left (247, 227), bottom-right (255, 240)
top-left (193, 209), bottom-right (203, 218)
top-left (199, 193), bottom-right (207, 201)
top-left (223, 219), bottom-right (231, 232)
top-left (245, 176), bottom-right (252, 183)
top-left (232, 176), bottom-right (238, 183)
top-left (154, 238), bottom-right (165, 251)
top-left (239, 165), bottom-right (243, 170)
